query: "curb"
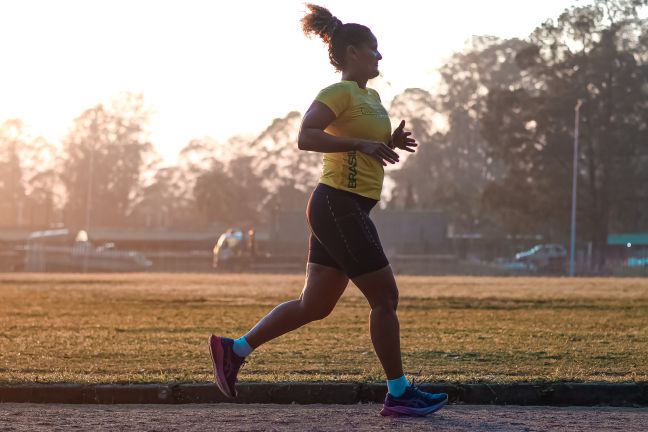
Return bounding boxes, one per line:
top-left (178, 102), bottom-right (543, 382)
top-left (1, 382), bottom-right (646, 406)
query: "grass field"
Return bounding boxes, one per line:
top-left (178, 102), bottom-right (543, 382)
top-left (1, 273), bottom-right (647, 384)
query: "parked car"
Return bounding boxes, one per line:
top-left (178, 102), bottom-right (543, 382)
top-left (515, 243), bottom-right (567, 273)
top-left (25, 229), bottom-right (152, 272)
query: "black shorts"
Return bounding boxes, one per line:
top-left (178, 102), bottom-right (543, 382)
top-left (306, 183), bottom-right (389, 278)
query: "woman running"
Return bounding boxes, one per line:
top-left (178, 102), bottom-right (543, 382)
top-left (209, 4), bottom-right (448, 417)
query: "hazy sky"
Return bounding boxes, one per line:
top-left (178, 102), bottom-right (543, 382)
top-left (2, 0), bottom-right (588, 163)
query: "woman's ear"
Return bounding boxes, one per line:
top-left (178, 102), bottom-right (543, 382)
top-left (346, 45), bottom-right (358, 62)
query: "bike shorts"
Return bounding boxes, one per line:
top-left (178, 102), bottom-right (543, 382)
top-left (306, 183), bottom-right (389, 278)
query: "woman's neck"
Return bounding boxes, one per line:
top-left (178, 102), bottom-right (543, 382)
top-left (341, 72), bottom-right (368, 89)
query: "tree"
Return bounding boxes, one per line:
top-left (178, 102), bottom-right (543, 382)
top-left (0, 119), bottom-right (27, 226)
top-left (481, 0), bottom-right (648, 269)
top-left (21, 136), bottom-right (61, 227)
top-left (388, 37), bottom-right (528, 232)
top-left (129, 165), bottom-right (198, 228)
top-left (61, 93), bottom-right (155, 229)
top-left (248, 111), bottom-right (321, 212)
top-left (193, 158), bottom-right (264, 226)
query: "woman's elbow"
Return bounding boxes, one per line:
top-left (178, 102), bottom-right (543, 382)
top-left (297, 132), bottom-right (310, 151)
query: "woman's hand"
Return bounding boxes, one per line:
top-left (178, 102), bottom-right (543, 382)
top-left (391, 120), bottom-right (418, 153)
top-left (355, 139), bottom-right (400, 166)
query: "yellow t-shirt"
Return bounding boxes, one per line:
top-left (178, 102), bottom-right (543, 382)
top-left (315, 80), bottom-right (391, 201)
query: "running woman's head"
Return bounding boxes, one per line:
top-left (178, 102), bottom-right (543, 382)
top-left (301, 4), bottom-right (381, 79)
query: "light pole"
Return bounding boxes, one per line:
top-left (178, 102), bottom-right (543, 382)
top-left (84, 144), bottom-right (95, 232)
top-left (82, 142), bottom-right (95, 273)
top-left (569, 100), bottom-right (583, 277)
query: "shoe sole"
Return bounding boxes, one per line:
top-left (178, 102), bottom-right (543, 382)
top-left (208, 335), bottom-right (233, 398)
top-left (380, 397), bottom-right (448, 417)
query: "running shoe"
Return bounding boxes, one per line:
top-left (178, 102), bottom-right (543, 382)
top-left (208, 335), bottom-right (246, 398)
top-left (380, 381), bottom-right (448, 417)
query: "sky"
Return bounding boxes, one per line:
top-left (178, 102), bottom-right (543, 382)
top-left (1, 0), bottom-right (590, 164)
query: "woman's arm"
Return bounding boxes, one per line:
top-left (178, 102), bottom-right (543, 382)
top-left (298, 101), bottom-right (399, 166)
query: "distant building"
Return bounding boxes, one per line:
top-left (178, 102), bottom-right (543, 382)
top-left (607, 233), bottom-right (648, 272)
top-left (0, 229), bottom-right (30, 271)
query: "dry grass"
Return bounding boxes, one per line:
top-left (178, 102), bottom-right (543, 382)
top-left (1, 273), bottom-right (647, 384)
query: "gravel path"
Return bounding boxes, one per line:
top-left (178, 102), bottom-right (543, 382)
top-left (1, 403), bottom-right (647, 431)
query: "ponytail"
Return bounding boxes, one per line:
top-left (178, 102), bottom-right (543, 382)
top-left (301, 4), bottom-right (373, 71)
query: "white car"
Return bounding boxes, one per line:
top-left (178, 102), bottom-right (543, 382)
top-left (515, 244), bottom-right (567, 270)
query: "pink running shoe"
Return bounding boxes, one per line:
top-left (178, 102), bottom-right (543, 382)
top-left (208, 335), bottom-right (246, 398)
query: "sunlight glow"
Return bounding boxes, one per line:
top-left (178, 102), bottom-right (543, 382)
top-left (1, 0), bottom-right (582, 163)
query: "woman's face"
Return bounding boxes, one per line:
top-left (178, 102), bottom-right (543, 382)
top-left (349, 33), bottom-right (382, 79)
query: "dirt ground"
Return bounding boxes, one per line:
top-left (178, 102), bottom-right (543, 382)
top-left (1, 403), bottom-right (647, 431)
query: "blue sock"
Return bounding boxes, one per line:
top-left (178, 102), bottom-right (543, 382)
top-left (387, 375), bottom-right (410, 397)
top-left (232, 336), bottom-right (254, 358)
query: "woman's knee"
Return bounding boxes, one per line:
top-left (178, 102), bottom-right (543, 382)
top-left (370, 289), bottom-right (399, 311)
top-left (297, 264), bottom-right (348, 321)
top-left (391, 290), bottom-right (399, 310)
top-left (299, 298), bottom-right (334, 321)
top-left (364, 282), bottom-right (399, 311)
top-left (352, 265), bottom-right (399, 311)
